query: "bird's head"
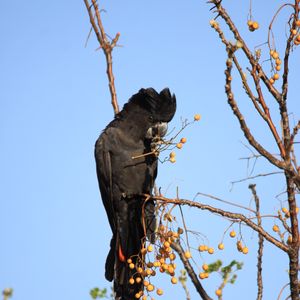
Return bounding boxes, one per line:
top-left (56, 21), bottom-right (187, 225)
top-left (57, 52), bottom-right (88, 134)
top-left (125, 87), bottom-right (176, 140)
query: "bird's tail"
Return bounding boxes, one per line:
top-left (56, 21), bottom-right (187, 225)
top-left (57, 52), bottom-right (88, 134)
top-left (105, 237), bottom-right (115, 282)
top-left (107, 199), bottom-right (156, 300)
top-left (105, 236), bottom-right (142, 300)
top-left (113, 235), bottom-right (143, 300)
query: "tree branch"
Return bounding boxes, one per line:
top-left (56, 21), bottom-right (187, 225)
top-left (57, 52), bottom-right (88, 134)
top-left (147, 195), bottom-right (289, 253)
top-left (83, 0), bottom-right (120, 115)
top-left (249, 184), bottom-right (264, 300)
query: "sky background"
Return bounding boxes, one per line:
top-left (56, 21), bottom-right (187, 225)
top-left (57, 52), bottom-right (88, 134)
top-left (1, 1), bottom-right (299, 300)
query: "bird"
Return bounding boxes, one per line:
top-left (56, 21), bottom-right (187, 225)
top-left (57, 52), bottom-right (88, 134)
top-left (94, 87), bottom-right (176, 300)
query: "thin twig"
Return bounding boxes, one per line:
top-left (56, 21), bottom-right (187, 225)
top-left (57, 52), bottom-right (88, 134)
top-left (249, 184), bottom-right (264, 300)
top-left (195, 192), bottom-right (255, 213)
top-left (231, 171), bottom-right (283, 186)
top-left (277, 283), bottom-right (290, 300)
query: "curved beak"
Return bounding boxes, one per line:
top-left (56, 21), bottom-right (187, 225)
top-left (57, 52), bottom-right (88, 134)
top-left (146, 122), bottom-right (168, 139)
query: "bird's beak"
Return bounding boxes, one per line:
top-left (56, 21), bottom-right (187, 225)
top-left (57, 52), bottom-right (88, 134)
top-left (146, 122), bottom-right (168, 139)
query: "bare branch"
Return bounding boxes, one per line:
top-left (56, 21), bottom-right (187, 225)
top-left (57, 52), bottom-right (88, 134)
top-left (249, 184), bottom-right (264, 300)
top-left (224, 50), bottom-right (285, 170)
top-left (230, 171), bottom-right (283, 186)
top-left (147, 195), bottom-right (289, 252)
top-left (83, 0), bottom-right (120, 115)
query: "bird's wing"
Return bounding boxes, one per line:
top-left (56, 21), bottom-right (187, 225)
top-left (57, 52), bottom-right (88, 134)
top-left (95, 135), bottom-right (116, 233)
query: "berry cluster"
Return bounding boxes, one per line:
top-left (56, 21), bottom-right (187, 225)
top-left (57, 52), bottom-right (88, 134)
top-left (291, 19), bottom-right (300, 45)
top-left (168, 114), bottom-right (201, 164)
top-left (272, 207), bottom-right (299, 245)
top-left (269, 50), bottom-right (282, 84)
top-left (125, 223), bottom-right (183, 299)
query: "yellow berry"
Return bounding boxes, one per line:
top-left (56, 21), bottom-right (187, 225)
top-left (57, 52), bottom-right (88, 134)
top-left (147, 245), bottom-right (153, 252)
top-left (218, 243), bottom-right (224, 250)
top-left (127, 258), bottom-right (132, 264)
top-left (252, 21), bottom-right (259, 29)
top-left (143, 280), bottom-right (149, 286)
top-left (168, 265), bottom-right (175, 274)
top-left (176, 142), bottom-right (183, 149)
top-left (215, 289), bottom-right (222, 296)
top-left (272, 51), bottom-right (279, 59)
top-left (199, 272), bottom-right (209, 279)
top-left (180, 137), bottom-right (187, 144)
top-left (129, 278), bottom-right (135, 285)
top-left (242, 247), bottom-right (249, 254)
top-left (198, 245), bottom-right (205, 252)
top-left (129, 263), bottom-right (135, 269)
top-left (159, 258), bottom-right (165, 264)
top-left (145, 269), bottom-right (152, 276)
top-left (169, 151), bottom-right (176, 158)
top-left (163, 241), bottom-right (170, 248)
top-left (297, 34), bottom-right (300, 42)
top-left (136, 277), bottom-right (142, 283)
top-left (194, 114), bottom-right (201, 121)
top-left (287, 235), bottom-right (293, 245)
top-left (208, 247), bottom-right (214, 254)
top-left (147, 284), bottom-right (154, 292)
top-left (272, 225), bottom-right (279, 232)
top-left (282, 207), bottom-right (289, 214)
top-left (137, 267), bottom-right (143, 273)
top-left (247, 20), bottom-right (253, 27)
top-left (291, 29), bottom-right (297, 35)
top-left (171, 277), bottom-right (178, 284)
top-left (296, 20), bottom-right (300, 27)
top-left (169, 157), bottom-right (176, 163)
top-left (169, 253), bottom-right (176, 260)
top-left (156, 288), bottom-right (163, 296)
top-left (275, 58), bottom-right (282, 65)
top-left (135, 292), bottom-right (141, 299)
top-left (270, 78), bottom-right (275, 84)
top-left (273, 73), bottom-right (280, 80)
top-left (153, 261), bottom-right (160, 267)
top-left (142, 296), bottom-right (147, 300)
top-left (296, 207), bottom-right (299, 213)
top-left (184, 251), bottom-right (192, 259)
top-left (202, 264), bottom-right (209, 271)
top-left (230, 230), bottom-right (236, 238)
top-left (275, 65), bottom-right (281, 71)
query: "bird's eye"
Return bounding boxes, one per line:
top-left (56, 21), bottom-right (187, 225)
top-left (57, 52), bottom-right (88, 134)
top-left (149, 115), bottom-right (154, 122)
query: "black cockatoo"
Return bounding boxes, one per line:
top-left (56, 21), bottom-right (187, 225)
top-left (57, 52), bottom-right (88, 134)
top-left (94, 87), bottom-right (176, 300)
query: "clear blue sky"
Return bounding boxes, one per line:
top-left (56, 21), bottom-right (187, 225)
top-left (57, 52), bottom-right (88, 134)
top-left (1, 1), bottom-right (299, 300)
